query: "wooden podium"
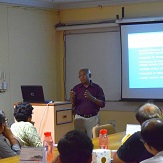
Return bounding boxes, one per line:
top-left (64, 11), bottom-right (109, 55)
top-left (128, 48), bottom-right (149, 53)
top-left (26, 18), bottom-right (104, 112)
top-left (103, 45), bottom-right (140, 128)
top-left (31, 101), bottom-right (74, 143)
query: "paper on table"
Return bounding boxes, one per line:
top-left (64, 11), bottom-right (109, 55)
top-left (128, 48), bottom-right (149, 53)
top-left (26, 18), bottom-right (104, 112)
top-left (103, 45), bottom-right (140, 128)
top-left (20, 147), bottom-right (44, 162)
top-left (126, 124), bottom-right (141, 135)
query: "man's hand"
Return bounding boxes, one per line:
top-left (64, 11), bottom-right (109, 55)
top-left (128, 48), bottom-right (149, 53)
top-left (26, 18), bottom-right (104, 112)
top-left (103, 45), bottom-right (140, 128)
top-left (84, 90), bottom-right (94, 101)
top-left (2, 126), bottom-right (21, 154)
top-left (70, 90), bottom-right (76, 108)
top-left (70, 90), bottom-right (76, 102)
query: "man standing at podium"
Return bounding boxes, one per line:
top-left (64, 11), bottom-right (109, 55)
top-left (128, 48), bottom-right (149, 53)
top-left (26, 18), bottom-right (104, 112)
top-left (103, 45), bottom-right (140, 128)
top-left (70, 68), bottom-right (105, 138)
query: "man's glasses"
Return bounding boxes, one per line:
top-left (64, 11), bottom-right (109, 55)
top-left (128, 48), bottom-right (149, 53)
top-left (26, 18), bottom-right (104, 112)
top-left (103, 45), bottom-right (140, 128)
top-left (140, 138), bottom-right (146, 144)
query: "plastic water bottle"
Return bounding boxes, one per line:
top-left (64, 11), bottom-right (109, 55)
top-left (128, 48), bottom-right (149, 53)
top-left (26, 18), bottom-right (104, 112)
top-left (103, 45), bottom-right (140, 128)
top-left (99, 129), bottom-right (108, 149)
top-left (43, 132), bottom-right (54, 163)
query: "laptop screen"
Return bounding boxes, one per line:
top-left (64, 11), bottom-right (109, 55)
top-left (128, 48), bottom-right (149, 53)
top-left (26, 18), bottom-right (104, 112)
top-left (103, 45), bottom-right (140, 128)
top-left (21, 85), bottom-right (45, 103)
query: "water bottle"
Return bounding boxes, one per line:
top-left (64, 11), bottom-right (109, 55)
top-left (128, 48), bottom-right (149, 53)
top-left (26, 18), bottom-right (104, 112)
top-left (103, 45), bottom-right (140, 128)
top-left (99, 129), bottom-right (108, 149)
top-left (43, 132), bottom-right (54, 163)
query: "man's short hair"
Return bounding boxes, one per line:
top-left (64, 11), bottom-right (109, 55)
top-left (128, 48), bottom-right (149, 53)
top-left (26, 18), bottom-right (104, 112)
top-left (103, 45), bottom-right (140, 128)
top-left (141, 118), bottom-right (163, 151)
top-left (80, 68), bottom-right (91, 75)
top-left (58, 130), bottom-right (93, 163)
top-left (135, 103), bottom-right (162, 124)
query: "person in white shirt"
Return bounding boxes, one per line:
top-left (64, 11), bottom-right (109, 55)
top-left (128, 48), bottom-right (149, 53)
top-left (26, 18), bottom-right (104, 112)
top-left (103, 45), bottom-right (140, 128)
top-left (11, 102), bottom-right (42, 147)
top-left (140, 118), bottom-right (163, 163)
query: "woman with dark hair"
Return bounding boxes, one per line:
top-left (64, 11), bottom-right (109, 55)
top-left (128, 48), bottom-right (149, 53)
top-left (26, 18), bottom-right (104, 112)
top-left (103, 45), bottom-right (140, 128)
top-left (11, 102), bottom-right (42, 147)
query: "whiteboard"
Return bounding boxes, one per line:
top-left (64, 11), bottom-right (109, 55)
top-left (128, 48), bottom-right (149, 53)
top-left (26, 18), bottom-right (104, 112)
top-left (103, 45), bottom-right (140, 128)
top-left (65, 31), bottom-right (121, 101)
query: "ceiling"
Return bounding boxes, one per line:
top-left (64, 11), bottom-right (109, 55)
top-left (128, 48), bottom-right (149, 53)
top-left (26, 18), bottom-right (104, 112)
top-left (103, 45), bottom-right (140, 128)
top-left (0, 0), bottom-right (162, 9)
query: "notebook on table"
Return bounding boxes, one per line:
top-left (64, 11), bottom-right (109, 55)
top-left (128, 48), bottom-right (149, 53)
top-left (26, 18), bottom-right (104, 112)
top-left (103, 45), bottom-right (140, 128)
top-left (20, 147), bottom-right (44, 162)
top-left (21, 85), bottom-right (45, 103)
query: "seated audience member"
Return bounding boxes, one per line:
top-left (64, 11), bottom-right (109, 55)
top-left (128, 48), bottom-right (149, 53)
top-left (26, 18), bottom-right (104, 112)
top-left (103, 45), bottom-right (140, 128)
top-left (0, 110), bottom-right (20, 159)
top-left (113, 102), bottom-right (163, 163)
top-left (140, 118), bottom-right (163, 163)
top-left (11, 102), bottom-right (42, 147)
top-left (52, 130), bottom-right (93, 163)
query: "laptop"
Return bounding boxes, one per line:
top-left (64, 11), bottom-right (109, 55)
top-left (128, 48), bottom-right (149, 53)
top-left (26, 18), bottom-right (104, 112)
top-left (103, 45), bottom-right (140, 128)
top-left (21, 85), bottom-right (45, 103)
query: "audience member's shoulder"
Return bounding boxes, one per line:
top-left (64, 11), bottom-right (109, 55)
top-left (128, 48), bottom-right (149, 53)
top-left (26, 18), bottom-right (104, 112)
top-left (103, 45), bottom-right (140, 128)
top-left (132, 131), bottom-right (141, 137)
top-left (23, 122), bottom-right (34, 127)
top-left (12, 121), bottom-right (33, 127)
top-left (123, 131), bottom-right (141, 144)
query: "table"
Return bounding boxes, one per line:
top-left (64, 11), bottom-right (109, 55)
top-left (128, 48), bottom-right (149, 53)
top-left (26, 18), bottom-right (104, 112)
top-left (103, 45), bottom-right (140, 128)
top-left (0, 156), bottom-right (20, 163)
top-left (0, 132), bottom-right (125, 163)
top-left (92, 131), bottom-right (126, 150)
top-left (54, 131), bottom-right (125, 156)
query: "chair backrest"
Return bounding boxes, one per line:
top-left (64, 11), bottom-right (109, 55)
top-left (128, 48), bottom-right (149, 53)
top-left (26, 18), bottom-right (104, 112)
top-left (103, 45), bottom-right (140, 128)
top-left (74, 118), bottom-right (87, 134)
top-left (92, 124), bottom-right (116, 138)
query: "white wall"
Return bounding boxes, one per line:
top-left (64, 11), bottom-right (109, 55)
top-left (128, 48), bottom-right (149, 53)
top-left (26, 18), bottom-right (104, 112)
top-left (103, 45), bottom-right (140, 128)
top-left (65, 29), bottom-right (121, 101)
top-left (58, 2), bottom-right (163, 132)
top-left (0, 5), bottom-right (59, 124)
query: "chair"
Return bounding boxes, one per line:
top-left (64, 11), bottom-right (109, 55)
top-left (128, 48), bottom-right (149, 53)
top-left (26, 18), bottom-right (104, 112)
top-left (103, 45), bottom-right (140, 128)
top-left (92, 124), bottom-right (116, 138)
top-left (74, 118), bottom-right (87, 134)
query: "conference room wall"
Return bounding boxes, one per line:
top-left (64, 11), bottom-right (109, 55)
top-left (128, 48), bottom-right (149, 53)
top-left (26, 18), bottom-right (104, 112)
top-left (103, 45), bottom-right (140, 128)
top-left (57, 1), bottom-right (163, 131)
top-left (100, 111), bottom-right (137, 132)
top-left (59, 2), bottom-right (163, 23)
top-left (0, 4), bottom-right (59, 123)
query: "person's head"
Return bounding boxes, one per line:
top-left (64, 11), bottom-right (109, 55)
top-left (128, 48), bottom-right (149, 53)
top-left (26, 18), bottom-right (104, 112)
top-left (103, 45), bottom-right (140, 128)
top-left (0, 110), bottom-right (6, 134)
top-left (14, 102), bottom-right (33, 122)
top-left (57, 130), bottom-right (93, 163)
top-left (79, 68), bottom-right (91, 85)
top-left (141, 118), bottom-right (163, 155)
top-left (135, 103), bottom-right (162, 125)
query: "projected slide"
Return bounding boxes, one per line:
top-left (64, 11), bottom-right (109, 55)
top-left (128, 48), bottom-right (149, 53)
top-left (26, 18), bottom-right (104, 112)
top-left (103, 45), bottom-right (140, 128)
top-left (128, 32), bottom-right (163, 88)
top-left (121, 22), bottom-right (163, 100)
